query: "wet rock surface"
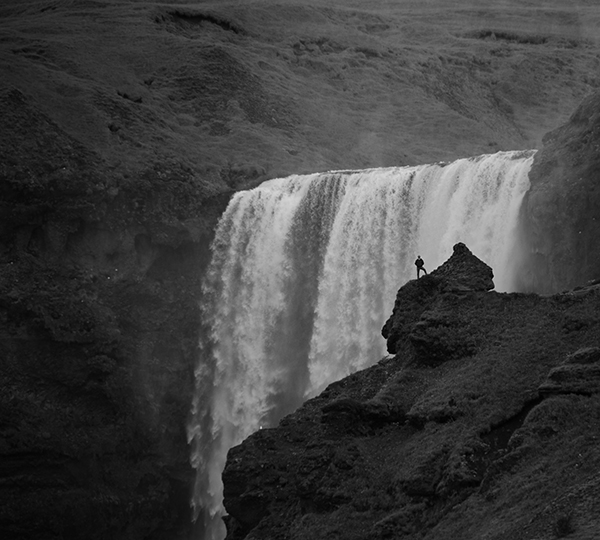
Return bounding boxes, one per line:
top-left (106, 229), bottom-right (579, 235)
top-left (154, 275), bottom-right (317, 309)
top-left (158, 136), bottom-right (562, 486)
top-left (223, 245), bottom-right (600, 540)
top-left (519, 89), bottom-right (600, 293)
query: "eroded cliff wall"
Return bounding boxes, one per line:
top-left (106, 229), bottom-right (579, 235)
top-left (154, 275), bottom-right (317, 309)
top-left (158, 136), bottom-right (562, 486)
top-left (518, 89), bottom-right (600, 293)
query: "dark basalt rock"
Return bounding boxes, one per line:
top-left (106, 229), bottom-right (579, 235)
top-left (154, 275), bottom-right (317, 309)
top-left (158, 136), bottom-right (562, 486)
top-left (223, 245), bottom-right (600, 540)
top-left (564, 346), bottom-right (600, 365)
top-left (539, 363), bottom-right (600, 395)
top-left (539, 346), bottom-right (600, 395)
top-left (427, 242), bottom-right (495, 293)
top-left (381, 243), bottom-right (494, 361)
top-left (321, 396), bottom-right (407, 432)
top-left (518, 89), bottom-right (600, 293)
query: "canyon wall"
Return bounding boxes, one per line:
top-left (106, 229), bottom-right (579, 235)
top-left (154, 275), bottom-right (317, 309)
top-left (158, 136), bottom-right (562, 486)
top-left (518, 90), bottom-right (600, 293)
top-left (0, 87), bottom-right (231, 539)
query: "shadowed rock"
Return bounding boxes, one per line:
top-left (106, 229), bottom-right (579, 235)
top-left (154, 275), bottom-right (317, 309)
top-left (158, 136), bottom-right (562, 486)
top-left (539, 347), bottom-right (600, 395)
top-left (222, 243), bottom-right (600, 540)
top-left (382, 243), bottom-right (494, 361)
top-left (518, 89), bottom-right (600, 293)
top-left (430, 242), bottom-right (494, 292)
top-left (564, 346), bottom-right (600, 365)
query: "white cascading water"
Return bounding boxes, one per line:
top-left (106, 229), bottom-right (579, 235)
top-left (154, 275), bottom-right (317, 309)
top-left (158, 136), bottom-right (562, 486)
top-left (188, 150), bottom-right (535, 540)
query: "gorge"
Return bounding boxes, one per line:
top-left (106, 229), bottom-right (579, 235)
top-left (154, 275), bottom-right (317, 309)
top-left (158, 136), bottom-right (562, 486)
top-left (2, 1), bottom-right (600, 539)
top-left (196, 89), bottom-right (600, 538)
top-left (189, 150), bottom-right (535, 539)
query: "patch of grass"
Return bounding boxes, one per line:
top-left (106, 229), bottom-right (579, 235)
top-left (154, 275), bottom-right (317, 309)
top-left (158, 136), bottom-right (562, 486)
top-left (463, 29), bottom-right (548, 45)
top-left (552, 510), bottom-right (575, 538)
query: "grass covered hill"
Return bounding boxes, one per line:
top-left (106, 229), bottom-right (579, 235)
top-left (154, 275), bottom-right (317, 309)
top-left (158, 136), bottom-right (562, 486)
top-left (1, 0), bottom-right (599, 186)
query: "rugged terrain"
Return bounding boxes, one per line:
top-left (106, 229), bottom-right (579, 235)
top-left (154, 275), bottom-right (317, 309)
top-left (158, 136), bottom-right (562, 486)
top-left (223, 244), bottom-right (600, 540)
top-left (2, 0), bottom-right (600, 538)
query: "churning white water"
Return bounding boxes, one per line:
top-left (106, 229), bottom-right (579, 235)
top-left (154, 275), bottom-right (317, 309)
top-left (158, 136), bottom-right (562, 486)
top-left (188, 150), bottom-right (535, 539)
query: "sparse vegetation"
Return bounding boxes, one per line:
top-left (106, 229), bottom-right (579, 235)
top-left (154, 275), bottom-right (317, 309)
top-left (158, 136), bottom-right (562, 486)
top-left (464, 29), bottom-right (549, 45)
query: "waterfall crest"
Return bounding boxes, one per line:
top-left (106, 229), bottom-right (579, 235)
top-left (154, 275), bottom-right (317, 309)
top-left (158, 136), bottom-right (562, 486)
top-left (188, 150), bottom-right (535, 539)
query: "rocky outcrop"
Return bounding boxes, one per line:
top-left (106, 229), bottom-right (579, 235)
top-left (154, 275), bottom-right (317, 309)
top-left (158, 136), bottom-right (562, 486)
top-left (381, 243), bottom-right (494, 361)
top-left (518, 89), bottom-right (600, 293)
top-left (539, 345), bottom-right (600, 395)
top-left (222, 245), bottom-right (600, 540)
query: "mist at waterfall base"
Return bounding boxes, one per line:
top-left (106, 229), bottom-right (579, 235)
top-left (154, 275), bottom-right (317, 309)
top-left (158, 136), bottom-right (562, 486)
top-left (188, 150), bottom-right (535, 539)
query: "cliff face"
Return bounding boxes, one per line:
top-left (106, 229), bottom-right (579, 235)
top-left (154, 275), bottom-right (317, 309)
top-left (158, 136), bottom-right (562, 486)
top-left (223, 244), bottom-right (600, 540)
top-left (518, 89), bottom-right (600, 293)
top-left (0, 87), bottom-right (232, 539)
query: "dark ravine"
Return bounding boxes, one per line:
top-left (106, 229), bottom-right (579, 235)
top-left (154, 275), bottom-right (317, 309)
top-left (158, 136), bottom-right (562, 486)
top-left (222, 244), bottom-right (600, 540)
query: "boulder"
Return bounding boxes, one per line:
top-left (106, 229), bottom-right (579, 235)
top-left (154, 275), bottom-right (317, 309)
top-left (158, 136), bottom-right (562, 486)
top-left (429, 242), bottom-right (495, 292)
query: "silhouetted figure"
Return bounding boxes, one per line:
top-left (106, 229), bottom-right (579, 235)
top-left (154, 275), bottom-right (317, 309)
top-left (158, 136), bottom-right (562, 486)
top-left (415, 256), bottom-right (427, 279)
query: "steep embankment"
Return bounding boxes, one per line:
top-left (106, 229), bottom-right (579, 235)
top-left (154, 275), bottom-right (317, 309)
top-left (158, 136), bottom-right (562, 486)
top-left (223, 244), bottom-right (600, 540)
top-left (519, 89), bottom-right (600, 293)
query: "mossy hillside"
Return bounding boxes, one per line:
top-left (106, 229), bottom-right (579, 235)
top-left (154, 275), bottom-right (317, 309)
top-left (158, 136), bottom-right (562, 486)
top-left (0, 250), bottom-right (203, 539)
top-left (2, 0), bottom-right (600, 183)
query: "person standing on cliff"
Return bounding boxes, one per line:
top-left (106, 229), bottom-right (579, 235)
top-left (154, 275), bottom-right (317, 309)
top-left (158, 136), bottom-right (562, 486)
top-left (415, 255), bottom-right (427, 279)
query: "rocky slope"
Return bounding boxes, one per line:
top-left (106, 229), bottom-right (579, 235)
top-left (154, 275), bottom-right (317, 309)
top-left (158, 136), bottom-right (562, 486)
top-left (223, 244), bottom-right (600, 540)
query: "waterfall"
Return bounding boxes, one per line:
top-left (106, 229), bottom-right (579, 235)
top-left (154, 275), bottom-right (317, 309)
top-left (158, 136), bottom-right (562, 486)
top-left (188, 149), bottom-right (535, 539)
